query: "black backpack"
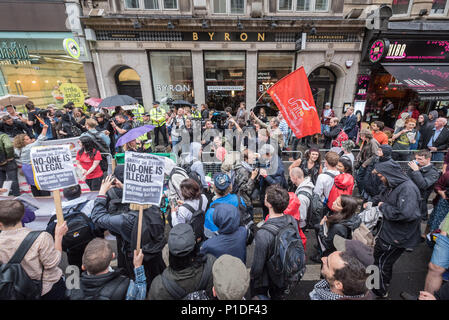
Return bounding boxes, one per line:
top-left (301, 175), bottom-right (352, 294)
top-left (181, 196), bottom-right (206, 243)
top-left (181, 162), bottom-right (203, 191)
top-left (161, 256), bottom-right (213, 300)
top-left (46, 202), bottom-right (97, 252)
top-left (0, 231), bottom-right (43, 300)
top-left (261, 215), bottom-right (306, 296)
top-left (308, 172), bottom-right (337, 229)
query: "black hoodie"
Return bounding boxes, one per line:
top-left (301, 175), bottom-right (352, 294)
top-left (418, 114), bottom-right (434, 149)
top-left (363, 145), bottom-right (393, 198)
top-left (374, 161), bottom-right (422, 249)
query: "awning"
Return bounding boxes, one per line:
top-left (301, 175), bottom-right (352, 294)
top-left (382, 64), bottom-right (449, 101)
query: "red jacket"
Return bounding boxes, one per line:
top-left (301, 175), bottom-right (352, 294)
top-left (327, 173), bottom-right (355, 210)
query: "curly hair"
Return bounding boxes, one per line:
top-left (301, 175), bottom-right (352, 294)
top-left (13, 134), bottom-right (28, 149)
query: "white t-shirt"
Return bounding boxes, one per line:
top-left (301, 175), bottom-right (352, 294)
top-left (313, 169), bottom-right (340, 202)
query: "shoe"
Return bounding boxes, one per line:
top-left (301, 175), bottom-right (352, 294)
top-left (400, 291), bottom-right (418, 300)
top-left (405, 248), bottom-right (414, 252)
top-left (372, 288), bottom-right (389, 299)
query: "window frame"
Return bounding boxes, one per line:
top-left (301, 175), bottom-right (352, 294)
top-left (124, 0), bottom-right (179, 11)
top-left (430, 0), bottom-right (449, 15)
top-left (277, 0), bottom-right (330, 13)
top-left (212, 0), bottom-right (246, 15)
top-left (391, 0), bottom-right (413, 16)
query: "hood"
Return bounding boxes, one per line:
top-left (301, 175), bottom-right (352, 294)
top-left (297, 177), bottom-right (314, 193)
top-left (80, 271), bottom-right (124, 294)
top-left (374, 160), bottom-right (409, 188)
top-left (340, 214), bottom-right (362, 231)
top-left (333, 173), bottom-right (354, 190)
top-left (420, 114), bottom-right (429, 126)
top-left (284, 192), bottom-right (300, 221)
top-left (429, 110), bottom-right (439, 121)
top-left (213, 203), bottom-right (240, 235)
top-left (379, 144), bottom-right (392, 162)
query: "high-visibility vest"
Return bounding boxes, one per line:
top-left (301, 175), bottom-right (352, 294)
top-left (150, 107), bottom-right (166, 127)
top-left (191, 110), bottom-right (202, 119)
top-left (134, 105), bottom-right (145, 122)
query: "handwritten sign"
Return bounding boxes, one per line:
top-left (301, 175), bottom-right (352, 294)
top-left (30, 145), bottom-right (78, 191)
top-left (122, 152), bottom-right (165, 205)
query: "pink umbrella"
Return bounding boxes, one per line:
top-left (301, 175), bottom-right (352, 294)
top-left (84, 97), bottom-right (103, 107)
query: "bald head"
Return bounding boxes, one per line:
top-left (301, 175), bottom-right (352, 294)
top-left (289, 167), bottom-right (304, 186)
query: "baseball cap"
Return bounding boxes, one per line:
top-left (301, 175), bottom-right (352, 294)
top-left (168, 224), bottom-right (196, 257)
top-left (333, 235), bottom-right (374, 268)
top-left (213, 173), bottom-right (231, 191)
top-left (212, 254), bottom-right (250, 300)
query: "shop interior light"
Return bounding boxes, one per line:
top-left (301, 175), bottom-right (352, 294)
top-left (31, 80), bottom-right (37, 84)
top-left (16, 80), bottom-right (21, 84)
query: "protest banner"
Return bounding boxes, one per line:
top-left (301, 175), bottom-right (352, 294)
top-left (30, 145), bottom-right (78, 225)
top-left (123, 152), bottom-right (165, 250)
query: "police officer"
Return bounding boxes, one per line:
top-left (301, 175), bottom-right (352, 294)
top-left (150, 101), bottom-right (168, 147)
top-left (191, 104), bottom-right (202, 121)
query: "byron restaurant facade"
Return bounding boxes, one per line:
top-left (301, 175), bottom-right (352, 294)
top-left (79, 0), bottom-right (366, 116)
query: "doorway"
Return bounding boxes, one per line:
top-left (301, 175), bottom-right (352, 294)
top-left (308, 67), bottom-right (337, 115)
top-left (115, 66), bottom-right (143, 104)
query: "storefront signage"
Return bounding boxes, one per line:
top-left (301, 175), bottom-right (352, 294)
top-left (0, 41), bottom-right (31, 65)
top-left (307, 33), bottom-right (360, 42)
top-left (370, 38), bottom-right (449, 63)
top-left (355, 75), bottom-right (371, 100)
top-left (63, 38), bottom-right (81, 60)
top-left (59, 83), bottom-right (85, 109)
top-left (369, 39), bottom-right (389, 63)
top-left (155, 84), bottom-right (191, 93)
top-left (187, 32), bottom-right (275, 42)
top-left (207, 86), bottom-right (244, 91)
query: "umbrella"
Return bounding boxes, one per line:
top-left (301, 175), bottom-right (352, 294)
top-left (121, 104), bottom-right (139, 111)
top-left (98, 95), bottom-right (138, 109)
top-left (84, 97), bottom-right (102, 107)
top-left (115, 125), bottom-right (155, 147)
top-left (171, 100), bottom-right (192, 106)
top-left (0, 94), bottom-right (29, 107)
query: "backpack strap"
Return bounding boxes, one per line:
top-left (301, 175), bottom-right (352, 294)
top-left (324, 171), bottom-right (337, 179)
top-left (196, 256), bottom-right (213, 291)
top-left (182, 196), bottom-right (203, 215)
top-left (8, 231), bottom-right (43, 264)
top-left (161, 272), bottom-right (187, 299)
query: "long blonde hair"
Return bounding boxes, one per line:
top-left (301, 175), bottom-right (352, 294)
top-left (13, 134), bottom-right (28, 149)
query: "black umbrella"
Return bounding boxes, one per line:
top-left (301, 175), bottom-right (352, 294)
top-left (170, 100), bottom-right (192, 106)
top-left (98, 95), bottom-right (138, 109)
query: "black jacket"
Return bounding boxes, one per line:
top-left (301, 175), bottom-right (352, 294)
top-left (323, 124), bottom-right (342, 149)
top-left (407, 164), bottom-right (440, 216)
top-left (418, 115), bottom-right (434, 149)
top-left (67, 270), bottom-right (130, 300)
top-left (427, 126), bottom-right (449, 151)
top-left (318, 214), bottom-right (362, 256)
top-left (0, 120), bottom-right (33, 138)
top-left (374, 161), bottom-right (422, 249)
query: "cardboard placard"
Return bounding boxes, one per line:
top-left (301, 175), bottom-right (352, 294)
top-left (122, 152), bottom-right (165, 205)
top-left (30, 145), bottom-right (78, 191)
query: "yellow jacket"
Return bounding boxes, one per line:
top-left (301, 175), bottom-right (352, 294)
top-left (150, 107), bottom-right (166, 127)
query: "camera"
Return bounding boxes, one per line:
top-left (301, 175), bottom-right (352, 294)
top-left (211, 111), bottom-right (228, 123)
top-left (38, 109), bottom-right (49, 119)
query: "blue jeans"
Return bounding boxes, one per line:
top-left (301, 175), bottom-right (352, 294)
top-left (431, 234), bottom-right (449, 269)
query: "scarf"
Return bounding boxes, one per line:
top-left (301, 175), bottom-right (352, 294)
top-left (309, 280), bottom-right (366, 301)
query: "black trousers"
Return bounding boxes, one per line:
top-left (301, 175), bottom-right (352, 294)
top-left (86, 176), bottom-right (102, 191)
top-left (154, 124), bottom-right (168, 147)
top-left (0, 161), bottom-right (20, 196)
top-left (373, 237), bottom-right (405, 297)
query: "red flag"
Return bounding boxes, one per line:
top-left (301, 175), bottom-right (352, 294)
top-left (268, 67), bottom-right (321, 139)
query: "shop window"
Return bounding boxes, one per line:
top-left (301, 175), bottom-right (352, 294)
top-left (308, 67), bottom-right (336, 115)
top-left (431, 0), bottom-right (448, 14)
top-left (257, 52), bottom-right (296, 110)
top-left (204, 51), bottom-right (245, 111)
top-left (149, 51), bottom-right (194, 102)
top-left (115, 66), bottom-right (143, 104)
top-left (278, 0), bottom-right (329, 11)
top-left (391, 0), bottom-right (412, 15)
top-left (125, 0), bottom-right (178, 10)
top-left (213, 0), bottom-right (245, 14)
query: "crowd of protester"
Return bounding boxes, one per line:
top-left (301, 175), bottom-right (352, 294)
top-left (0, 98), bottom-right (449, 301)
